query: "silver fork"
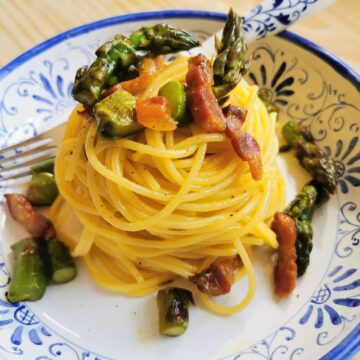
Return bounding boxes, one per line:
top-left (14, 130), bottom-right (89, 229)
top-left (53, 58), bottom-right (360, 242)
top-left (0, 123), bottom-right (66, 189)
top-left (0, 0), bottom-right (335, 188)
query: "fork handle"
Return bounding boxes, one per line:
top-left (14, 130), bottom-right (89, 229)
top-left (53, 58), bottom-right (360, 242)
top-left (243, 0), bottom-right (335, 44)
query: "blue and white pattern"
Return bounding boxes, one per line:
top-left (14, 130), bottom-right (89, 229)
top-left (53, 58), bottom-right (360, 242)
top-left (336, 202), bottom-right (360, 258)
top-left (0, 10), bottom-right (359, 360)
top-left (247, 42), bottom-right (360, 195)
top-left (300, 265), bottom-right (360, 328)
top-left (242, 0), bottom-right (329, 41)
top-left (234, 327), bottom-right (304, 359)
top-left (0, 301), bottom-right (106, 359)
top-left (0, 47), bottom-right (93, 149)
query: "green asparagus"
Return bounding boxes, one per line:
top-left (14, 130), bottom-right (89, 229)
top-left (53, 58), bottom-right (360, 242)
top-left (280, 119), bottom-right (338, 277)
top-left (72, 25), bottom-right (199, 107)
top-left (285, 183), bottom-right (318, 277)
top-left (294, 218), bottom-right (313, 277)
top-left (158, 80), bottom-right (190, 126)
top-left (30, 157), bottom-right (55, 175)
top-left (157, 287), bottom-right (194, 337)
top-left (94, 89), bottom-right (143, 138)
top-left (212, 8), bottom-right (250, 101)
top-left (47, 238), bottom-right (77, 284)
top-left (7, 237), bottom-right (48, 302)
top-left (129, 24), bottom-right (199, 55)
top-left (27, 172), bottom-right (58, 206)
top-left (285, 183), bottom-right (317, 220)
top-left (282, 121), bottom-right (337, 194)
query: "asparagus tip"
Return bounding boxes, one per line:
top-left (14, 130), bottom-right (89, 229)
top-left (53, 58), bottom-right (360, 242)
top-left (52, 267), bottom-right (77, 284)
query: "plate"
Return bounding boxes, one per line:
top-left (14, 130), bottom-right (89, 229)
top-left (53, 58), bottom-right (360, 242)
top-left (0, 10), bottom-right (359, 360)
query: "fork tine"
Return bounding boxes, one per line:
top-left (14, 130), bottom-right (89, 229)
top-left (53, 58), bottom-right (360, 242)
top-left (0, 156), bottom-right (56, 180)
top-left (0, 137), bottom-right (54, 164)
top-left (0, 175), bottom-right (32, 190)
top-left (0, 122), bottom-right (66, 151)
top-left (0, 123), bottom-right (66, 185)
top-left (0, 167), bottom-right (32, 181)
top-left (0, 146), bottom-right (57, 170)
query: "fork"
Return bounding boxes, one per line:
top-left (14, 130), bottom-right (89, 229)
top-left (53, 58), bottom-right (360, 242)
top-left (0, 123), bottom-right (66, 190)
top-left (0, 0), bottom-right (334, 190)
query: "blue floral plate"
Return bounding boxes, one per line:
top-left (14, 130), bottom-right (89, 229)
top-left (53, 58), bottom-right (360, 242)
top-left (0, 10), bottom-right (359, 360)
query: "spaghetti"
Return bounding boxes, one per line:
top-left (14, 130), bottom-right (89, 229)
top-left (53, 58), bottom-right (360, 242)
top-left (51, 56), bottom-right (285, 315)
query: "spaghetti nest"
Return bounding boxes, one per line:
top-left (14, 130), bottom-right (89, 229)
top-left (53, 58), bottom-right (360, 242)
top-left (50, 57), bottom-right (285, 315)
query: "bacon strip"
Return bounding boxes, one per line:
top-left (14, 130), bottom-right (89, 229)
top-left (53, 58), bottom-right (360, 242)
top-left (223, 104), bottom-right (247, 135)
top-left (271, 212), bottom-right (297, 298)
top-left (190, 255), bottom-right (242, 296)
top-left (136, 96), bottom-right (177, 131)
top-left (5, 194), bottom-right (55, 241)
top-left (102, 56), bottom-right (165, 98)
top-left (185, 55), bottom-right (263, 180)
top-left (121, 56), bottom-right (166, 95)
top-left (186, 54), bottom-right (226, 132)
top-left (223, 105), bottom-right (263, 181)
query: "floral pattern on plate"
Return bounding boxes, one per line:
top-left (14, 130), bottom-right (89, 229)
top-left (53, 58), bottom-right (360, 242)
top-left (0, 11), bottom-right (359, 360)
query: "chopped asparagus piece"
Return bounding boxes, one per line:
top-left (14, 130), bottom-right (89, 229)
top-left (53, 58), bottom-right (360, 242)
top-left (47, 238), bottom-right (76, 284)
top-left (94, 89), bottom-right (143, 138)
top-left (7, 237), bottom-right (48, 302)
top-left (285, 183), bottom-right (318, 277)
top-left (282, 120), bottom-right (305, 146)
top-left (27, 172), bottom-right (58, 206)
top-left (30, 157), bottom-right (55, 175)
top-left (285, 183), bottom-right (317, 220)
top-left (296, 141), bottom-right (337, 195)
top-left (295, 218), bottom-right (313, 277)
top-left (282, 120), bottom-right (337, 194)
top-left (158, 80), bottom-right (190, 126)
top-left (157, 287), bottom-right (194, 337)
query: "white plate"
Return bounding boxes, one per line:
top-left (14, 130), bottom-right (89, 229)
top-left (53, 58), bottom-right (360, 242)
top-left (0, 10), bottom-right (359, 360)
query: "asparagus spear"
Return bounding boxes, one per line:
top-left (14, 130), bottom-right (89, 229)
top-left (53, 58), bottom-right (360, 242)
top-left (285, 183), bottom-right (318, 277)
top-left (129, 24), bottom-right (199, 55)
top-left (72, 26), bottom-right (199, 107)
top-left (158, 80), bottom-right (191, 126)
top-left (282, 121), bottom-right (337, 194)
top-left (94, 89), bottom-right (143, 138)
top-left (285, 183), bottom-right (318, 220)
top-left (30, 157), bottom-right (55, 175)
top-left (212, 8), bottom-right (250, 101)
top-left (157, 287), bottom-right (194, 337)
top-left (27, 172), bottom-right (58, 206)
top-left (47, 238), bottom-right (76, 284)
top-left (294, 218), bottom-right (313, 277)
top-left (7, 237), bottom-right (48, 302)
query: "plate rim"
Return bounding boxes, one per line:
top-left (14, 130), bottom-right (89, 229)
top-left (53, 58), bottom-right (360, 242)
top-left (0, 9), bottom-right (359, 360)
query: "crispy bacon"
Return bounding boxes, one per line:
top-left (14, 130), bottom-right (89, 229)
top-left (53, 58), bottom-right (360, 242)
top-left (187, 54), bottom-right (214, 87)
top-left (271, 212), bottom-right (298, 298)
top-left (185, 55), bottom-right (263, 180)
top-left (102, 56), bottom-right (165, 98)
top-left (136, 96), bottom-right (177, 131)
top-left (121, 56), bottom-right (165, 95)
top-left (190, 255), bottom-right (242, 296)
top-left (223, 104), bottom-right (247, 136)
top-left (5, 194), bottom-right (55, 241)
top-left (223, 104), bottom-right (263, 180)
top-left (186, 54), bottom-right (226, 132)
top-left (231, 131), bottom-right (263, 181)
top-left (120, 72), bottom-right (154, 95)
